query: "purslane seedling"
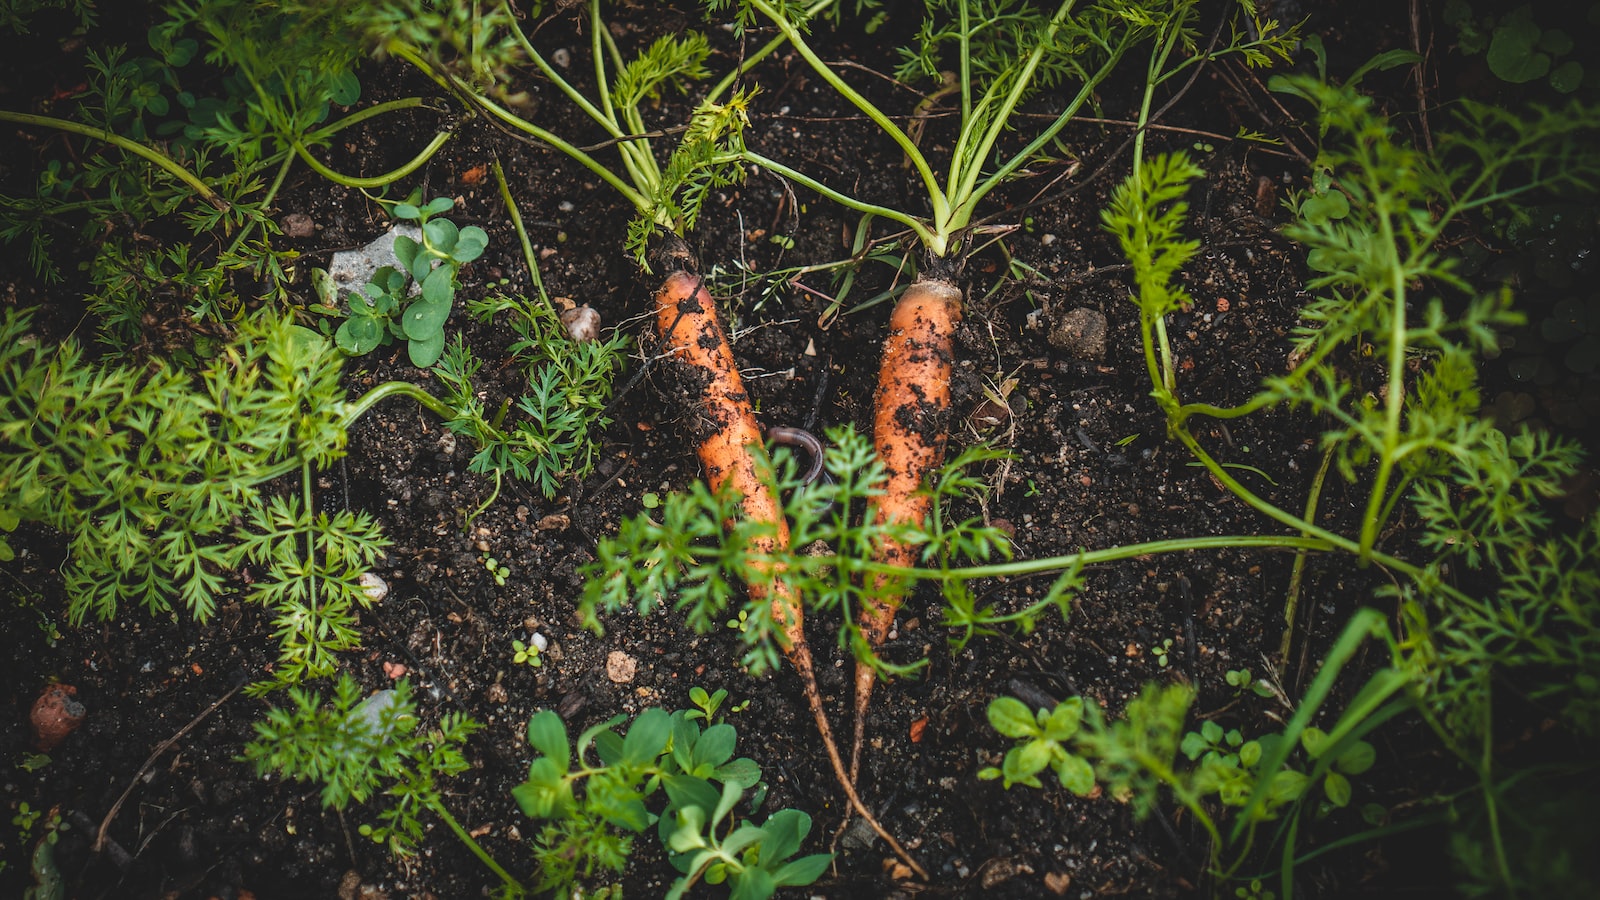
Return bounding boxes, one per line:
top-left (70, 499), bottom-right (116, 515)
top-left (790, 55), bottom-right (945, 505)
top-left (513, 694), bottom-right (829, 898)
top-left (314, 196), bottom-right (488, 367)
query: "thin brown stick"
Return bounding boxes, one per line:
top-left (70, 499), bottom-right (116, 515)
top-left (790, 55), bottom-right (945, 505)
top-left (94, 675), bottom-right (245, 852)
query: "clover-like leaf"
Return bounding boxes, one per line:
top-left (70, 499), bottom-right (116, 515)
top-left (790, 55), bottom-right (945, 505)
top-left (453, 225), bottom-right (488, 262)
top-left (407, 331), bottom-right (446, 368)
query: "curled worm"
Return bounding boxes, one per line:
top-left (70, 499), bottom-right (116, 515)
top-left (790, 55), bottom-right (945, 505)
top-left (767, 426), bottom-right (825, 485)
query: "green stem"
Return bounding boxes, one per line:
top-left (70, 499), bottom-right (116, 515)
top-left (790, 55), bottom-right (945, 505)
top-left (1358, 203), bottom-right (1408, 560)
top-left (923, 534), bottom-right (1336, 582)
top-left (950, 0), bottom-right (1077, 222)
top-left (491, 157), bottom-right (554, 315)
top-left (461, 87), bottom-right (650, 211)
top-left (304, 97), bottom-right (445, 143)
top-left (705, 0), bottom-right (838, 104)
top-left (291, 129), bottom-right (453, 190)
top-left (741, 150), bottom-right (937, 248)
top-left (747, 0), bottom-right (946, 236)
top-left (431, 802), bottom-right (525, 894)
top-left (0, 109), bottom-right (228, 210)
top-left (341, 380), bottom-right (456, 427)
top-left (1278, 444), bottom-right (1335, 666)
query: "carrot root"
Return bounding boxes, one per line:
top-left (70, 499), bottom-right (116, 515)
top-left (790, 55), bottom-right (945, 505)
top-left (654, 267), bottom-right (926, 880)
top-left (851, 276), bottom-right (963, 784)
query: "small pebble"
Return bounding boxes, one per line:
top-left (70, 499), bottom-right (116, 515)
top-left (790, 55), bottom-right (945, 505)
top-left (560, 304), bottom-right (601, 343)
top-left (605, 651), bottom-right (637, 683)
top-left (281, 213), bottom-right (315, 238)
top-left (30, 683), bottom-right (85, 750)
top-left (358, 572), bottom-right (389, 603)
top-left (1047, 307), bottom-right (1108, 361)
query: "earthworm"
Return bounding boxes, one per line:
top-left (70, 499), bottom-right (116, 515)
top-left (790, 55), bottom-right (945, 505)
top-left (767, 425), bottom-right (825, 485)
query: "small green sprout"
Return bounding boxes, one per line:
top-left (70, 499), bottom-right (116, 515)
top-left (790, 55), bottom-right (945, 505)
top-left (726, 609), bottom-right (750, 633)
top-left (482, 555), bottom-right (509, 587)
top-left (513, 637), bottom-right (545, 667)
top-left (1225, 668), bottom-right (1275, 699)
top-left (1153, 637), bottom-right (1175, 668)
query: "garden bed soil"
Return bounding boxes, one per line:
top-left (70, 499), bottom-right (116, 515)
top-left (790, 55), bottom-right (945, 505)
top-left (0, 2), bottom-right (1509, 897)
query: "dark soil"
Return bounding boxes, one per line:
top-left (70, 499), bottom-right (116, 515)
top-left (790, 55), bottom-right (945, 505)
top-left (0, 2), bottom-right (1551, 898)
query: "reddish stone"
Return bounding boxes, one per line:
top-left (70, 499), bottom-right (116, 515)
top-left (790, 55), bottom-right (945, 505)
top-left (30, 683), bottom-right (85, 751)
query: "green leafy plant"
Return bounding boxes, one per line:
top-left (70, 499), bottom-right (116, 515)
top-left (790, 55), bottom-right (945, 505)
top-left (243, 675), bottom-right (524, 894)
top-left (432, 291), bottom-right (630, 500)
top-left (0, 307), bottom-right (508, 693)
top-left (581, 425), bottom-right (1014, 676)
top-left (1443, 1), bottom-right (1590, 93)
top-left (513, 696), bottom-right (829, 897)
top-left (984, 611), bottom-right (1412, 895)
top-left (317, 196), bottom-right (488, 367)
top-left (1007, 50), bottom-right (1600, 894)
top-left (383, 0), bottom-right (770, 267)
top-left (0, 0), bottom-right (461, 353)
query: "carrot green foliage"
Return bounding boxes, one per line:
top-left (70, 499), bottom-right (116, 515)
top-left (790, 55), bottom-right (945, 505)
top-left (986, 54), bottom-right (1600, 897)
top-left (579, 426), bottom-right (1015, 676)
top-left (243, 675), bottom-right (524, 894)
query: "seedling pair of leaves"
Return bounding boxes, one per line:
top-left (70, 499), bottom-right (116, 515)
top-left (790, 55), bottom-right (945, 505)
top-left (325, 197), bottom-right (487, 367)
top-left (514, 704), bottom-right (828, 898)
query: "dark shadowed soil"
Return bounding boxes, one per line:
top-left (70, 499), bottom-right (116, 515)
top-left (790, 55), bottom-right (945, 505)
top-left (1, 2), bottom-right (1566, 898)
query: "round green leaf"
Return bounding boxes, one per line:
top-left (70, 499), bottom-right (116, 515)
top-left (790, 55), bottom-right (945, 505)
top-left (329, 71), bottom-right (360, 106)
top-left (1550, 60), bottom-right (1584, 93)
top-left (1055, 753), bottom-right (1097, 796)
top-left (987, 697), bottom-right (1041, 738)
top-left (1336, 741), bottom-right (1377, 775)
top-left (1487, 18), bottom-right (1550, 83)
top-left (1324, 770), bottom-right (1352, 807)
top-left (424, 217), bottom-right (460, 251)
top-left (407, 331), bottom-right (446, 368)
top-left (526, 709), bottom-right (570, 767)
top-left (420, 265), bottom-right (454, 307)
top-left (1536, 28), bottom-right (1573, 56)
top-left (423, 197), bottom-right (454, 216)
top-left (1042, 697), bottom-right (1082, 740)
top-left (1300, 190), bottom-right (1349, 226)
top-left (453, 226), bottom-right (488, 262)
top-left (336, 317), bottom-right (382, 355)
top-left (393, 235), bottom-right (419, 272)
top-left (403, 295), bottom-right (450, 340)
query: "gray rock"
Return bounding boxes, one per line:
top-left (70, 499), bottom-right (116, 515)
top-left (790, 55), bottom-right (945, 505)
top-left (1047, 307), bottom-right (1108, 361)
top-left (327, 224), bottom-right (424, 293)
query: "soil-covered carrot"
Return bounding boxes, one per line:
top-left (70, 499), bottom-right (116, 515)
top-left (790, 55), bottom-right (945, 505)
top-left (652, 253), bottom-right (927, 879)
top-left (852, 275), bottom-right (963, 780)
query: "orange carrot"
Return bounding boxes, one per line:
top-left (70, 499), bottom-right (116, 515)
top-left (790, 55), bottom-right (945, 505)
top-left (653, 265), bottom-right (926, 879)
top-left (852, 276), bottom-right (963, 781)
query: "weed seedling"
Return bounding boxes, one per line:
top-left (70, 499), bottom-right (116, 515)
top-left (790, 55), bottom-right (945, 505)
top-left (512, 637), bottom-right (544, 668)
top-left (1153, 638), bottom-right (1175, 669)
top-left (482, 555), bottom-right (510, 587)
top-left (513, 693), bottom-right (828, 897)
